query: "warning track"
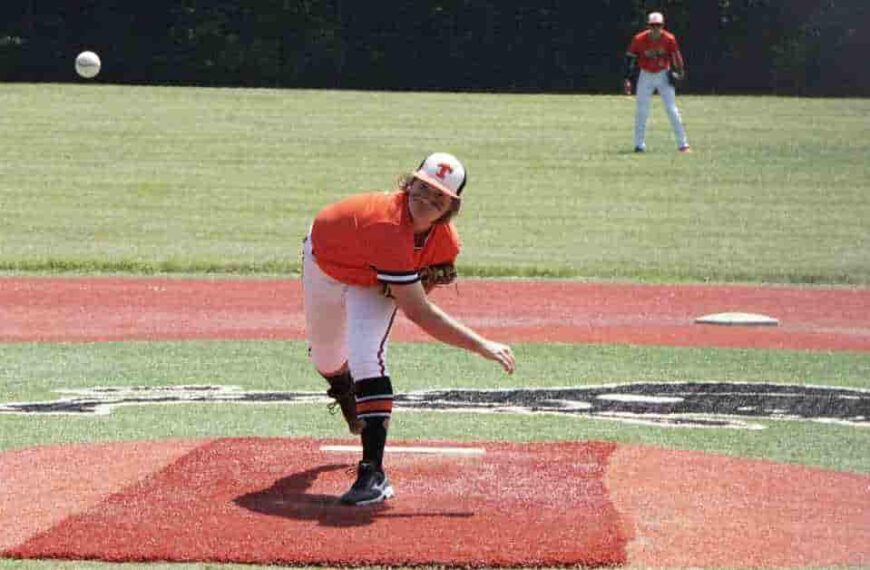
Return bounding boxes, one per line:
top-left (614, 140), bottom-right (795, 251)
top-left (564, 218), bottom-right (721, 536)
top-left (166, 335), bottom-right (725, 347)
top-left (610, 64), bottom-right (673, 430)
top-left (1, 277), bottom-right (868, 351)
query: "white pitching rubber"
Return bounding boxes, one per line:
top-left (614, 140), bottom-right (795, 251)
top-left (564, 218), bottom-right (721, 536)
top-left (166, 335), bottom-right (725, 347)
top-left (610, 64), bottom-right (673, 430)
top-left (320, 445), bottom-right (486, 456)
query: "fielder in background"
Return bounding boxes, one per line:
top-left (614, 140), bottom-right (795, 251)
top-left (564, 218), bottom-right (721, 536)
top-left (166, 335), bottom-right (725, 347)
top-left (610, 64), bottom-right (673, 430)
top-left (302, 152), bottom-right (516, 506)
top-left (623, 11), bottom-right (691, 153)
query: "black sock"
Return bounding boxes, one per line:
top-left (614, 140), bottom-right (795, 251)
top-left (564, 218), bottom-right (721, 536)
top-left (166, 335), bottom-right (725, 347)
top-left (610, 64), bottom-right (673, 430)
top-left (354, 375), bottom-right (393, 472)
top-left (361, 417), bottom-right (388, 472)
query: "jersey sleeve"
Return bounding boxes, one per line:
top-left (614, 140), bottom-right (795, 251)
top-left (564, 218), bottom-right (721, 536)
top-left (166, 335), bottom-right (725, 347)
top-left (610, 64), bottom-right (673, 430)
top-left (439, 223), bottom-right (461, 264)
top-left (627, 34), bottom-right (641, 55)
top-left (418, 222), bottom-right (461, 268)
top-left (365, 224), bottom-right (420, 285)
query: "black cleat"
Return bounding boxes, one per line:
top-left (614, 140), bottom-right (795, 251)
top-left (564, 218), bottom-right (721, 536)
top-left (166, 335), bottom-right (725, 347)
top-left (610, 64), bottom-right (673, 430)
top-left (634, 146), bottom-right (645, 153)
top-left (339, 461), bottom-right (395, 506)
top-left (326, 374), bottom-right (362, 435)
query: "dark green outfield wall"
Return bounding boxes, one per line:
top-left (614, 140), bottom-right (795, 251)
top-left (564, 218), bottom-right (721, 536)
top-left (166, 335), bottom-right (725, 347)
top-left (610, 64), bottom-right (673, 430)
top-left (1, 0), bottom-right (867, 96)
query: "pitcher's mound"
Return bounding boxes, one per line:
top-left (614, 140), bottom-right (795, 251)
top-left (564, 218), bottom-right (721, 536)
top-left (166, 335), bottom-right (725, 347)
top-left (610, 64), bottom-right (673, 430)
top-left (3, 438), bottom-right (626, 567)
top-left (2, 437), bottom-right (868, 568)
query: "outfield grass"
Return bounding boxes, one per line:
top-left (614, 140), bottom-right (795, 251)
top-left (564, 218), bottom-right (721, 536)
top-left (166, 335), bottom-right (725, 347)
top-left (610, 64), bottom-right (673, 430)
top-left (0, 84), bottom-right (868, 283)
top-left (1, 84), bottom-right (868, 570)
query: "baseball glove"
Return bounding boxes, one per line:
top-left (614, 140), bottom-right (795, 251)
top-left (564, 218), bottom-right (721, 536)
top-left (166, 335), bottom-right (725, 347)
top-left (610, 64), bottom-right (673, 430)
top-left (667, 69), bottom-right (684, 86)
top-left (381, 263), bottom-right (457, 298)
top-left (419, 263), bottom-right (457, 292)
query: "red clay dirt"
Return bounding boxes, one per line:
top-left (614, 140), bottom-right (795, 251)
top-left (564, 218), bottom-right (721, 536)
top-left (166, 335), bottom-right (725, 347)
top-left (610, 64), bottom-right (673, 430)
top-left (4, 438), bottom-right (628, 567)
top-left (606, 445), bottom-right (870, 568)
top-left (1, 276), bottom-right (868, 350)
top-left (0, 439), bottom-right (206, 552)
top-left (1, 276), bottom-right (869, 568)
top-left (3, 437), bottom-right (868, 568)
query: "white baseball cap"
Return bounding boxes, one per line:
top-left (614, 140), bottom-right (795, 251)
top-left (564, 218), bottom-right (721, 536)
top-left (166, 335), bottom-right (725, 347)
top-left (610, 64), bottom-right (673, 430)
top-left (648, 12), bottom-right (665, 25)
top-left (413, 152), bottom-right (467, 199)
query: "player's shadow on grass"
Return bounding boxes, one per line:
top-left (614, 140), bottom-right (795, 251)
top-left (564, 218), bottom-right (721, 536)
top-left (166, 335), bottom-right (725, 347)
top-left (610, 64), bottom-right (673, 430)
top-left (234, 464), bottom-right (474, 528)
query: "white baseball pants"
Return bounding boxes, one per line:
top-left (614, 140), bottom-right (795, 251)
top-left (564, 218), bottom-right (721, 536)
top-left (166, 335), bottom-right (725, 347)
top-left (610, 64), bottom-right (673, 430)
top-left (634, 69), bottom-right (688, 150)
top-left (301, 237), bottom-right (397, 381)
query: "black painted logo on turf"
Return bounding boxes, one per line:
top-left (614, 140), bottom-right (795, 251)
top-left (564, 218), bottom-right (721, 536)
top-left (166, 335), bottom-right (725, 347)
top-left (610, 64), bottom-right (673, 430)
top-left (1, 383), bottom-right (867, 429)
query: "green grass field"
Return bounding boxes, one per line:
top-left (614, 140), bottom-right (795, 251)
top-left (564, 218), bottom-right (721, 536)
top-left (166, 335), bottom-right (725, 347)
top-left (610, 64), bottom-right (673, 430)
top-left (1, 341), bottom-right (868, 474)
top-left (1, 84), bottom-right (868, 570)
top-left (1, 84), bottom-right (868, 283)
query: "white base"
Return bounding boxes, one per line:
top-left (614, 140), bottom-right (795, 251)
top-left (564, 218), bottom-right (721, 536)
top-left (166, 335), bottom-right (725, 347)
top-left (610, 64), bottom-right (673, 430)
top-left (694, 312), bottom-right (779, 326)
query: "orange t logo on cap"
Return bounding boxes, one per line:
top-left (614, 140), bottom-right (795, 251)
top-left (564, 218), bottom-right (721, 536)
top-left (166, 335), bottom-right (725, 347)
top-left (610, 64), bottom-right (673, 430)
top-left (435, 163), bottom-right (454, 179)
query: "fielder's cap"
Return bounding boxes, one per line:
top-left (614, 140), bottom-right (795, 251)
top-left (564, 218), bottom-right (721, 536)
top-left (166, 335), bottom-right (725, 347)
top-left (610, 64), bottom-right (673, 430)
top-left (648, 12), bottom-right (665, 25)
top-left (413, 152), bottom-right (467, 199)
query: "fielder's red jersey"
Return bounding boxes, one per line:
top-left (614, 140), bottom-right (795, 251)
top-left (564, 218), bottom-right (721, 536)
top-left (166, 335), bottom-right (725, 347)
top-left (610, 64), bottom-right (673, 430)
top-left (628, 30), bottom-right (680, 73)
top-left (310, 191), bottom-right (461, 287)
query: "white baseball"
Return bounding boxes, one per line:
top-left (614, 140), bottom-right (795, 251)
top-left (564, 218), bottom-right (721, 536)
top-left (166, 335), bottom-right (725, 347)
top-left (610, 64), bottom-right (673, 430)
top-left (75, 51), bottom-right (101, 79)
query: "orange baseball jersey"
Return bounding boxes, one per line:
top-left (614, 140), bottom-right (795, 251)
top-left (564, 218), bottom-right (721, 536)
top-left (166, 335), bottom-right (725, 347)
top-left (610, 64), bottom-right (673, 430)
top-left (310, 191), bottom-right (461, 287)
top-left (628, 29), bottom-right (680, 73)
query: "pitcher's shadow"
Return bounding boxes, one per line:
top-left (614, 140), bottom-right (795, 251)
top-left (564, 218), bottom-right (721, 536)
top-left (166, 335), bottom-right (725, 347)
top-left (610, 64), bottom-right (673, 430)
top-left (234, 464), bottom-right (474, 528)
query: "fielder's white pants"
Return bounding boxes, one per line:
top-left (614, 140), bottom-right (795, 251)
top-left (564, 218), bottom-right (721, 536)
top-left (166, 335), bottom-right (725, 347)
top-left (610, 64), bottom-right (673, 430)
top-left (634, 69), bottom-right (688, 150)
top-left (302, 236), bottom-right (397, 381)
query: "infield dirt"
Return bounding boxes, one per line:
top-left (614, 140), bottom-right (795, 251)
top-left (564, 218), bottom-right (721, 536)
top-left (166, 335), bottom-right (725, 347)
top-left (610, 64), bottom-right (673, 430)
top-left (2, 437), bottom-right (868, 568)
top-left (1, 277), bottom-right (868, 351)
top-left (1, 276), bottom-right (868, 567)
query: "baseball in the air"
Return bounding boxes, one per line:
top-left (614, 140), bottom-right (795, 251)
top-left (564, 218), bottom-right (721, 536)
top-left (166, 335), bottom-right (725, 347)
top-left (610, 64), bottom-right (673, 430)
top-left (75, 50), bottom-right (101, 79)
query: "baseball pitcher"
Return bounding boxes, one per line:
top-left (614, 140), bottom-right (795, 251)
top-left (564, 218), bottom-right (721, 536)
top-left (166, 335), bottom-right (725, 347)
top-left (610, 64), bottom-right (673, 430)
top-left (302, 152), bottom-right (516, 506)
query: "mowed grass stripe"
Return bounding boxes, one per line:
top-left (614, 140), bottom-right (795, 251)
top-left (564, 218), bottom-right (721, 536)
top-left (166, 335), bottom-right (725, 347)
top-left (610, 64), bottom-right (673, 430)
top-left (1, 85), bottom-right (868, 284)
top-left (1, 340), bottom-right (867, 473)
